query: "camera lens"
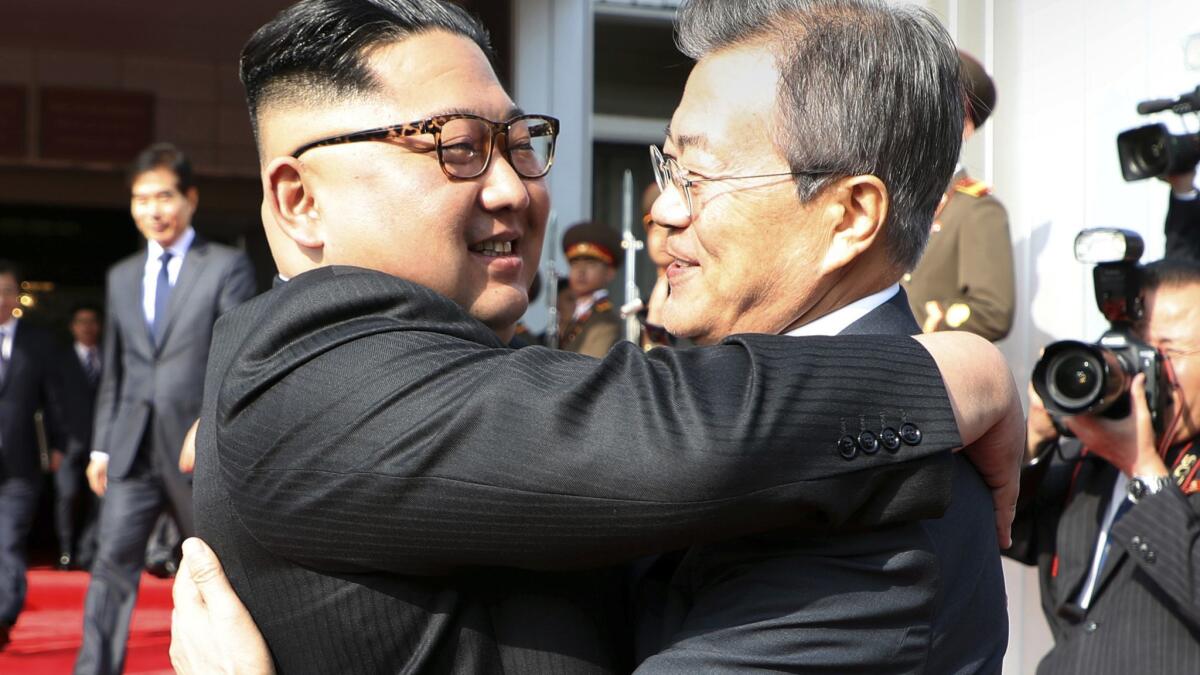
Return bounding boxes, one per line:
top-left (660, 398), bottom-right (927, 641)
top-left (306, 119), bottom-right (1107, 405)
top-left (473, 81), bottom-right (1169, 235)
top-left (1047, 352), bottom-right (1104, 407)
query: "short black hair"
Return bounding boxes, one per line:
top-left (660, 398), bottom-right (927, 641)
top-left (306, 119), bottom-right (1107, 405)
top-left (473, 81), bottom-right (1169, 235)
top-left (676, 0), bottom-right (964, 271)
top-left (1142, 258), bottom-right (1200, 293)
top-left (70, 302), bottom-right (103, 321)
top-left (240, 0), bottom-right (494, 149)
top-left (129, 142), bottom-right (195, 193)
top-left (0, 259), bottom-right (24, 285)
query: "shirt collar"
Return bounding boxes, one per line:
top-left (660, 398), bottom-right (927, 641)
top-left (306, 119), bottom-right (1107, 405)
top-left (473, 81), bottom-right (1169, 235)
top-left (785, 284), bottom-right (900, 337)
top-left (147, 227), bottom-right (196, 261)
top-left (1, 316), bottom-right (17, 335)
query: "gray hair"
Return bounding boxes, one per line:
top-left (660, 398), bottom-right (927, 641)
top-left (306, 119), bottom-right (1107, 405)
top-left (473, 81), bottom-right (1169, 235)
top-left (676, 0), bottom-right (964, 270)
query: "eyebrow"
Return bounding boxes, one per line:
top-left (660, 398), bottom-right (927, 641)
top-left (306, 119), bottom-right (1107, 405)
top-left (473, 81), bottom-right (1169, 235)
top-left (664, 123), bottom-right (709, 151)
top-left (428, 105), bottom-right (526, 120)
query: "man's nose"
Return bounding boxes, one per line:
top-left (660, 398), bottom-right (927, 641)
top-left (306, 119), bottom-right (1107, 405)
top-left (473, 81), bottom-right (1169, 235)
top-left (479, 152), bottom-right (532, 212)
top-left (650, 187), bottom-right (689, 229)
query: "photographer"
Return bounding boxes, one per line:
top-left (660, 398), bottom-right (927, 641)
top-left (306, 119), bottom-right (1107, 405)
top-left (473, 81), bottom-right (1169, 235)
top-left (1007, 258), bottom-right (1200, 674)
top-left (1165, 169), bottom-right (1200, 262)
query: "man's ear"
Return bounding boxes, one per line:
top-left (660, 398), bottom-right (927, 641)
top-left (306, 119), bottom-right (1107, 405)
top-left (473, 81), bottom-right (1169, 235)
top-left (263, 157), bottom-right (323, 250)
top-left (820, 174), bottom-right (888, 272)
top-left (185, 186), bottom-right (200, 211)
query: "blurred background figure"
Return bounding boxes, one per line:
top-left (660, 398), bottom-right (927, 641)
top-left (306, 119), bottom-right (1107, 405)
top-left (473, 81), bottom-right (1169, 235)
top-left (54, 303), bottom-right (103, 572)
top-left (903, 49), bottom-right (1015, 342)
top-left (560, 221), bottom-right (622, 357)
top-left (0, 260), bottom-right (65, 651)
top-left (632, 183), bottom-right (674, 350)
top-left (75, 143), bottom-right (256, 675)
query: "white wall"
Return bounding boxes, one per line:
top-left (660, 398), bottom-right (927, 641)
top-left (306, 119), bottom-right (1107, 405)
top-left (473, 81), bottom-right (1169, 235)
top-left (919, 1), bottom-right (1200, 672)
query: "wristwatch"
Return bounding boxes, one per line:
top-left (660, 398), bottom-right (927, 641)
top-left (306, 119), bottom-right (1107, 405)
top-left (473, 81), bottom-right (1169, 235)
top-left (1127, 475), bottom-right (1171, 503)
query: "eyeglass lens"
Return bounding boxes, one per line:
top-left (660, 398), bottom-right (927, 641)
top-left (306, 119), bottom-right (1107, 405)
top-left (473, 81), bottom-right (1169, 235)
top-left (440, 117), bottom-right (556, 179)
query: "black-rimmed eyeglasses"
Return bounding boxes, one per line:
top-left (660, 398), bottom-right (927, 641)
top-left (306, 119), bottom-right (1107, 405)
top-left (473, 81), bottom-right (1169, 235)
top-left (291, 113), bottom-right (560, 180)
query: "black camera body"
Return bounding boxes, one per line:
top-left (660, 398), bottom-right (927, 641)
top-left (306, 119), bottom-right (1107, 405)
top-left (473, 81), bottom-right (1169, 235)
top-left (1117, 86), bottom-right (1200, 182)
top-left (1031, 230), bottom-right (1169, 432)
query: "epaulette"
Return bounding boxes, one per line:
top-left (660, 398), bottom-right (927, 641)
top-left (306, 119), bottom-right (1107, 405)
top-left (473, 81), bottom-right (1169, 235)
top-left (953, 177), bottom-right (992, 198)
top-left (594, 299), bottom-right (614, 313)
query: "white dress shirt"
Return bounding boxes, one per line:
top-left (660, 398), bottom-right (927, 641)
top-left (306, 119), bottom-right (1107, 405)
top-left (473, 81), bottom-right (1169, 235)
top-left (142, 227), bottom-right (196, 327)
top-left (0, 316), bottom-right (17, 362)
top-left (1076, 473), bottom-right (1131, 610)
top-left (573, 289), bottom-right (610, 320)
top-left (785, 284), bottom-right (901, 338)
top-left (75, 341), bottom-right (100, 373)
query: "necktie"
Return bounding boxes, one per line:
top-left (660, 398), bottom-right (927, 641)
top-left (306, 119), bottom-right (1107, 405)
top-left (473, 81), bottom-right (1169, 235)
top-left (85, 348), bottom-right (100, 384)
top-left (152, 251), bottom-right (173, 346)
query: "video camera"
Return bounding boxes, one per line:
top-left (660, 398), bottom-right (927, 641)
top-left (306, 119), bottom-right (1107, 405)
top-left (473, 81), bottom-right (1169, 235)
top-left (1117, 86), bottom-right (1200, 182)
top-left (1031, 229), bottom-right (1168, 432)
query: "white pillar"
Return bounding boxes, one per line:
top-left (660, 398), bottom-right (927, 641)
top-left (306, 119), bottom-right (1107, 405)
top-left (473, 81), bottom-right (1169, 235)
top-left (512, 0), bottom-right (594, 330)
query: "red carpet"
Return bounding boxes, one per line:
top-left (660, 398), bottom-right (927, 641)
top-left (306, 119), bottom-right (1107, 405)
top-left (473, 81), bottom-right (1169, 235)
top-left (0, 568), bottom-right (174, 674)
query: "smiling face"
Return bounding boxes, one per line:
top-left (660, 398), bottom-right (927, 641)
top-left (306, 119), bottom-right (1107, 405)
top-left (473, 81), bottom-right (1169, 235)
top-left (131, 167), bottom-right (197, 248)
top-left (650, 45), bottom-right (831, 345)
top-left (261, 31), bottom-right (549, 339)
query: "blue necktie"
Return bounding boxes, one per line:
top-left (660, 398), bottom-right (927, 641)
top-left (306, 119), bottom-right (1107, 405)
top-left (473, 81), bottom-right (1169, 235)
top-left (152, 251), bottom-right (173, 346)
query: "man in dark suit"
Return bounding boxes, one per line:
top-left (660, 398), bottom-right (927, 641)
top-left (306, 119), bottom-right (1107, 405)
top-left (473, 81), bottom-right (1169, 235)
top-left (0, 260), bottom-right (66, 650)
top-left (74, 143), bottom-right (256, 675)
top-left (1008, 259), bottom-right (1200, 674)
top-left (55, 304), bottom-right (104, 571)
top-left (170, 1), bottom-right (1022, 673)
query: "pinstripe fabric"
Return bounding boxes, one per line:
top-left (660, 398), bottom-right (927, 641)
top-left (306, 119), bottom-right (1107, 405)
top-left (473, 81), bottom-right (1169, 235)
top-left (1006, 439), bottom-right (1200, 675)
top-left (195, 266), bottom-right (964, 674)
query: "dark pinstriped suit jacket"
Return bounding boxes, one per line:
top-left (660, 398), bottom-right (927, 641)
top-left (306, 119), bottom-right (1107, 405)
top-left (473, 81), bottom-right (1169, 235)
top-left (1007, 438), bottom-right (1200, 674)
top-left (634, 289), bottom-right (1007, 674)
top-left (194, 267), bottom-right (963, 674)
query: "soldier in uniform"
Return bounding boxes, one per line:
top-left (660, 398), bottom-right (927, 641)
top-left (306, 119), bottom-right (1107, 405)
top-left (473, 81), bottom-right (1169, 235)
top-left (559, 220), bottom-right (622, 357)
top-left (903, 49), bottom-right (1015, 341)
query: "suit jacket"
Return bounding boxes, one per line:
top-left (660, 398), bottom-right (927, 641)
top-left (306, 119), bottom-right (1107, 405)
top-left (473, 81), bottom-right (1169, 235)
top-left (195, 267), bottom-right (963, 674)
top-left (0, 321), bottom-right (66, 480)
top-left (1165, 192), bottom-right (1200, 263)
top-left (58, 345), bottom-right (100, 464)
top-left (904, 169), bottom-right (1015, 341)
top-left (92, 236), bottom-right (255, 478)
top-left (634, 289), bottom-right (1006, 674)
top-left (1007, 437), bottom-right (1200, 674)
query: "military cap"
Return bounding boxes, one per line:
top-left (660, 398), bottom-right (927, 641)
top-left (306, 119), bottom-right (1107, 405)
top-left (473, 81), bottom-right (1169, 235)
top-left (959, 50), bottom-right (997, 129)
top-left (563, 221), bottom-right (621, 268)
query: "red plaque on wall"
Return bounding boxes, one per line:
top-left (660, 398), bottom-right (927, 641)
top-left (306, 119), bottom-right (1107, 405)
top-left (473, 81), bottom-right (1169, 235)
top-left (39, 88), bottom-right (154, 163)
top-left (0, 85), bottom-right (27, 158)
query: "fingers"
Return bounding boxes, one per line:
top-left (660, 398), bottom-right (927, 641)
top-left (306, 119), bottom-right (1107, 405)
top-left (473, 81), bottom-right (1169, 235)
top-left (182, 538), bottom-right (242, 620)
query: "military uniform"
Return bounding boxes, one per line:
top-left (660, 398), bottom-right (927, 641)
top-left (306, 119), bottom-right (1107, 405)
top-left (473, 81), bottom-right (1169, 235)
top-left (560, 221), bottom-right (624, 358)
top-left (903, 169), bottom-right (1015, 341)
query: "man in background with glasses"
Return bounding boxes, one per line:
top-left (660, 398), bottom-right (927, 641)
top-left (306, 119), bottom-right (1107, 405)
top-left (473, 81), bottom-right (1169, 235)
top-left (1011, 259), bottom-right (1200, 674)
top-left (174, 0), bottom-right (1024, 673)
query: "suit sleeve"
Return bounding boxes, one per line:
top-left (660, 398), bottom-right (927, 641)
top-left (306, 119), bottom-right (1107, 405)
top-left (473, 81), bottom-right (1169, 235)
top-left (217, 309), bottom-right (962, 574)
top-left (38, 341), bottom-right (70, 452)
top-left (90, 269), bottom-right (124, 456)
top-left (1165, 193), bottom-right (1200, 262)
top-left (1109, 485), bottom-right (1200, 630)
top-left (947, 198), bottom-right (1015, 341)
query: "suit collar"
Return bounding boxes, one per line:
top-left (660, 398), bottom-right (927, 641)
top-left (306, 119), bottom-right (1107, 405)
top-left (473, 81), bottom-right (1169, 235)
top-left (1053, 459), bottom-right (1117, 607)
top-left (786, 284), bottom-right (901, 338)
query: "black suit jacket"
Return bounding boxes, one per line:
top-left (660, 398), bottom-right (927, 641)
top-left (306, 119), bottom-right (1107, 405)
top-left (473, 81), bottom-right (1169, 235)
top-left (93, 235), bottom-right (255, 478)
top-left (633, 289), bottom-right (1006, 674)
top-left (1165, 192), bottom-right (1200, 263)
top-left (1007, 438), bottom-right (1200, 674)
top-left (195, 267), bottom-right (963, 674)
top-left (57, 345), bottom-right (100, 464)
top-left (0, 321), bottom-right (65, 480)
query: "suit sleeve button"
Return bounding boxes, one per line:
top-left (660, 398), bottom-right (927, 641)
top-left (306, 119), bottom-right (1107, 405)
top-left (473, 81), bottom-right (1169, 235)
top-left (879, 427), bottom-right (901, 452)
top-left (899, 422), bottom-right (922, 446)
top-left (1084, 621), bottom-right (1099, 633)
top-left (1145, 551), bottom-right (1156, 564)
top-left (838, 435), bottom-right (859, 460)
top-left (1131, 536), bottom-right (1142, 546)
top-left (858, 430), bottom-right (879, 454)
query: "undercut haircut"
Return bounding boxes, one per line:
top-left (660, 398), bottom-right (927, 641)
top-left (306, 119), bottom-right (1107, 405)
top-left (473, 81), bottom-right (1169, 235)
top-left (676, 0), bottom-right (965, 270)
top-left (129, 142), bottom-right (195, 193)
top-left (1142, 258), bottom-right (1200, 293)
top-left (240, 0), bottom-right (494, 150)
